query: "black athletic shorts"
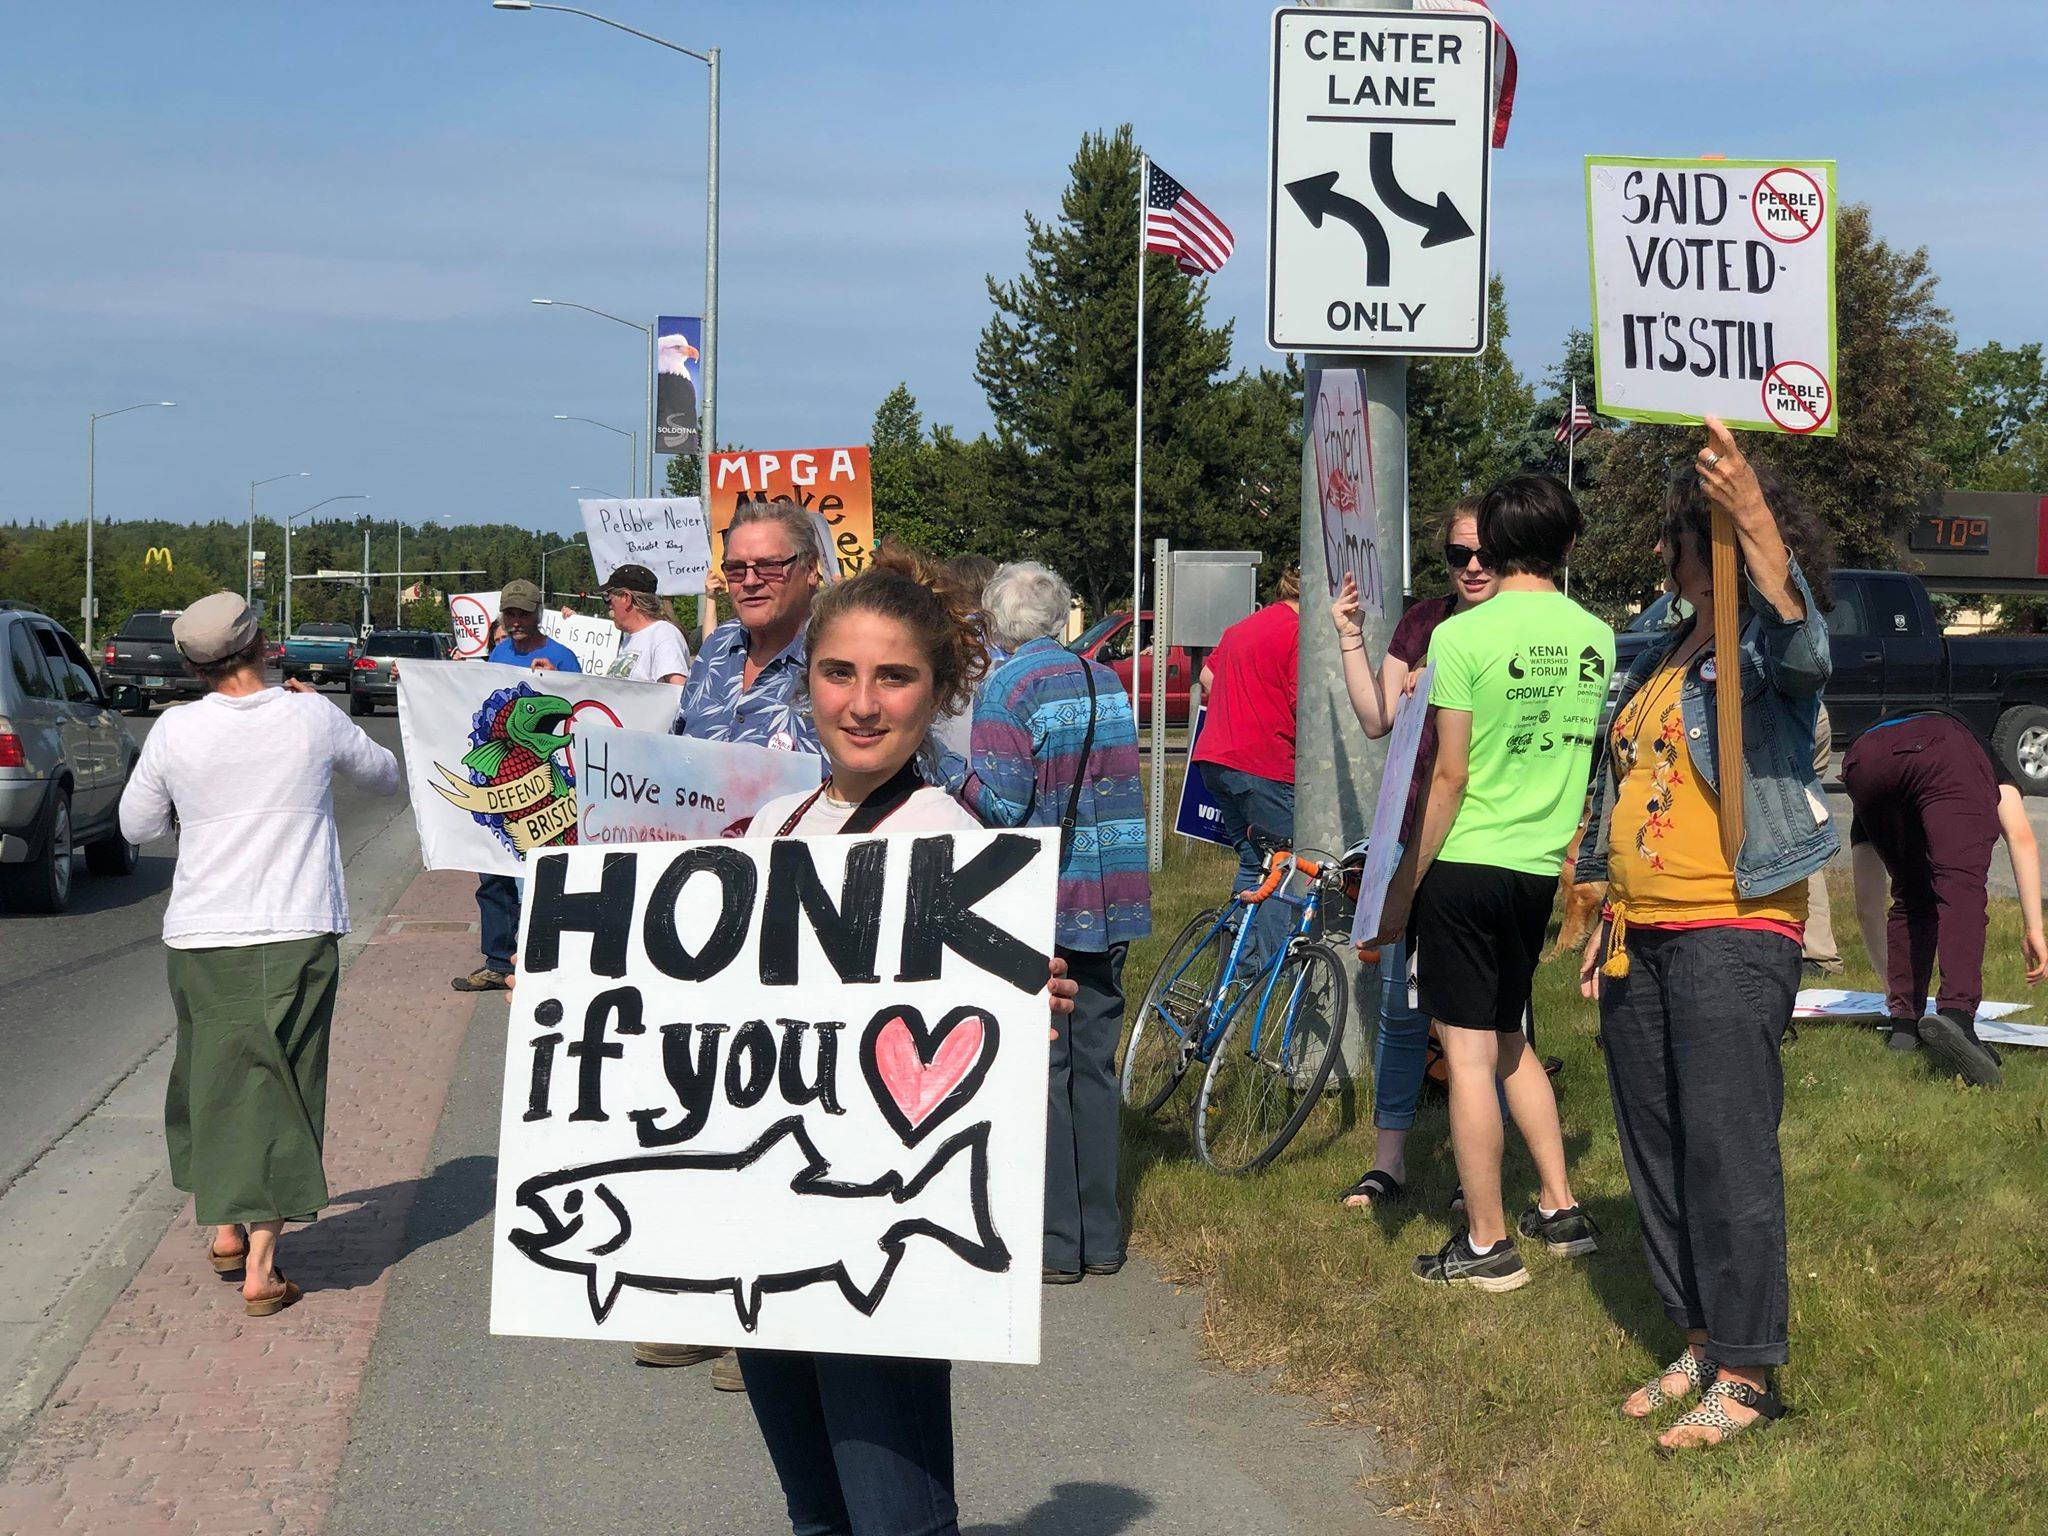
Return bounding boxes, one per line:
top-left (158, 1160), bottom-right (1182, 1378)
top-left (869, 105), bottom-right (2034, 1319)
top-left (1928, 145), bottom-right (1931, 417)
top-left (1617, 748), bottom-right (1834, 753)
top-left (1413, 859), bottom-right (1556, 1033)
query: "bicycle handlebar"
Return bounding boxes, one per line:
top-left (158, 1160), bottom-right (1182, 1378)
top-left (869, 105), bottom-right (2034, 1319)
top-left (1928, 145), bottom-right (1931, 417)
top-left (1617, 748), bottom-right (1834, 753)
top-left (1236, 847), bottom-right (1325, 904)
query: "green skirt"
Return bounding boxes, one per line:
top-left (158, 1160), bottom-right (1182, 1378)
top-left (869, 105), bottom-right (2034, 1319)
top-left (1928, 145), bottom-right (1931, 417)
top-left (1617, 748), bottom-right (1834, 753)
top-left (165, 934), bottom-right (339, 1226)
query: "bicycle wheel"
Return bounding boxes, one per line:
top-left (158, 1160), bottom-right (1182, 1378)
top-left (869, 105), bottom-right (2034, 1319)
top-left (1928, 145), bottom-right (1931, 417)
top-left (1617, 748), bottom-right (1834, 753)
top-left (1193, 940), bottom-right (1349, 1174)
top-left (1121, 906), bottom-right (1229, 1116)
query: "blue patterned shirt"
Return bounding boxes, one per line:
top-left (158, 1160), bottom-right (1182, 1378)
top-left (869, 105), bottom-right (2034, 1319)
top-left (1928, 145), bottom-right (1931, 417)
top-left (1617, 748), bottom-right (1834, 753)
top-left (671, 618), bottom-right (823, 761)
top-left (959, 637), bottom-right (1151, 951)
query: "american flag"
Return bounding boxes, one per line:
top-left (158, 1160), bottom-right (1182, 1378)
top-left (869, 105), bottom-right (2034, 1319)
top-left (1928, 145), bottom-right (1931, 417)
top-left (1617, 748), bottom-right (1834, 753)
top-left (1554, 400), bottom-right (1595, 444)
top-left (1413, 0), bottom-right (1518, 148)
top-left (1145, 161), bottom-right (1234, 276)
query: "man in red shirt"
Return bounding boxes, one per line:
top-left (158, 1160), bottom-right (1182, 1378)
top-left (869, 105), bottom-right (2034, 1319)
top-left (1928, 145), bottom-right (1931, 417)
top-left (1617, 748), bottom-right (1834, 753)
top-left (1193, 564), bottom-right (1300, 970)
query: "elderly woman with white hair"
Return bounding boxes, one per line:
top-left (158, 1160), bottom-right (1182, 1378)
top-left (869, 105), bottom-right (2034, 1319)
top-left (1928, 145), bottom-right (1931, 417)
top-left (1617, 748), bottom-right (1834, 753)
top-left (959, 562), bottom-right (1151, 1283)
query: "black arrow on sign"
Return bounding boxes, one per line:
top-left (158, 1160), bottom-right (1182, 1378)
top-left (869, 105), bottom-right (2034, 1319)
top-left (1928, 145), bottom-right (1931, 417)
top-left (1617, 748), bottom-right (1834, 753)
top-left (1368, 132), bottom-right (1474, 247)
top-left (1285, 172), bottom-right (1390, 288)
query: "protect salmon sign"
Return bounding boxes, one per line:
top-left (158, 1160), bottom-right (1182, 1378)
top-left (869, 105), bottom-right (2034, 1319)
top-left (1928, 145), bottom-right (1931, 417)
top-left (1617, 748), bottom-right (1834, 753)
top-left (490, 828), bottom-right (1057, 1364)
top-left (1586, 157), bottom-right (1838, 436)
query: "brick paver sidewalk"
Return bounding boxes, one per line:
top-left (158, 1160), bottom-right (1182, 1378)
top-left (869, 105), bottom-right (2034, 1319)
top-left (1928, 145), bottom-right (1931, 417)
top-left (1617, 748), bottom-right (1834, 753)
top-left (0, 871), bottom-right (485, 1536)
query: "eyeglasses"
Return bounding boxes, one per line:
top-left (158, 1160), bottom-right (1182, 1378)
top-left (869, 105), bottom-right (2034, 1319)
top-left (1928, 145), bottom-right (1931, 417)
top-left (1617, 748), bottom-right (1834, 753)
top-left (719, 553), bottom-right (807, 585)
top-left (1444, 544), bottom-right (1495, 571)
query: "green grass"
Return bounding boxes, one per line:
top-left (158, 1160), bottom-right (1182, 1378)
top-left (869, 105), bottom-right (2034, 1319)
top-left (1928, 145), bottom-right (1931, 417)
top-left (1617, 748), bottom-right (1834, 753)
top-left (1124, 779), bottom-right (2048, 1535)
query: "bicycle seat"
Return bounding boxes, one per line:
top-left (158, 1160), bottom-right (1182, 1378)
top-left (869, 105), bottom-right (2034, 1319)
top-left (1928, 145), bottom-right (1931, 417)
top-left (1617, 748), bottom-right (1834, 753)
top-left (1248, 823), bottom-right (1293, 857)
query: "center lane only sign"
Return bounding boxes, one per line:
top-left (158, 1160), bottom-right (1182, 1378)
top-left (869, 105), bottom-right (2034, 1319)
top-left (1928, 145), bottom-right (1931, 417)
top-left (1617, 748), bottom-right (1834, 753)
top-left (1266, 6), bottom-right (1493, 356)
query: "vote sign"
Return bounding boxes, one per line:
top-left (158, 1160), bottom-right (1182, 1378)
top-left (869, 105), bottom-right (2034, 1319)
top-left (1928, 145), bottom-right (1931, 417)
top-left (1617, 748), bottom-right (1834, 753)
top-left (1587, 157), bottom-right (1838, 436)
top-left (1266, 7), bottom-right (1493, 356)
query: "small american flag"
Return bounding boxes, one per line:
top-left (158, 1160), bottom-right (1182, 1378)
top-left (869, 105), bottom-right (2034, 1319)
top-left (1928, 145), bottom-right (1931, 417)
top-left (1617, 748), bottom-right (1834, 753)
top-left (1145, 161), bottom-right (1234, 276)
top-left (1554, 401), bottom-right (1595, 445)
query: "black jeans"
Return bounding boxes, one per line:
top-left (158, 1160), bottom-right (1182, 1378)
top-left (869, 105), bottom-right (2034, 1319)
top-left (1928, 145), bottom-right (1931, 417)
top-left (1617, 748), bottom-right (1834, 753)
top-left (475, 873), bottom-right (521, 973)
top-left (1044, 943), bottom-right (1127, 1275)
top-left (737, 1349), bottom-right (958, 1536)
top-left (1600, 925), bottom-right (1798, 1368)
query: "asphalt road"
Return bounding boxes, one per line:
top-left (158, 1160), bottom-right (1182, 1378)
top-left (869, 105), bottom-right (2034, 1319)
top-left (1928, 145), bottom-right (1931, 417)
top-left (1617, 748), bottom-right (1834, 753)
top-left (0, 691), bottom-right (416, 1189)
top-left (0, 685), bottom-right (421, 1451)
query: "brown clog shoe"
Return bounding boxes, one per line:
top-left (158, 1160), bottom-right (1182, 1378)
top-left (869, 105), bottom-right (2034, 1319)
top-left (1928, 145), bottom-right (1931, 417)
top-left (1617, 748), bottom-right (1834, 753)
top-left (244, 1270), bottom-right (303, 1318)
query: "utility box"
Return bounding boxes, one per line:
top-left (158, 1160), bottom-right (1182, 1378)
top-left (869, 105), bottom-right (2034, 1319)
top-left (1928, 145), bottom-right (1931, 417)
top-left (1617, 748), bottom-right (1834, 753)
top-left (1167, 550), bottom-right (1262, 648)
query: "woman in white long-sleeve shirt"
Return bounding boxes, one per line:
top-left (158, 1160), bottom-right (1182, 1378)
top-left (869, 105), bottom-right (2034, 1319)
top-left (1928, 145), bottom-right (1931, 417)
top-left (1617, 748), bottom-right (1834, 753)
top-left (119, 593), bottom-right (399, 1318)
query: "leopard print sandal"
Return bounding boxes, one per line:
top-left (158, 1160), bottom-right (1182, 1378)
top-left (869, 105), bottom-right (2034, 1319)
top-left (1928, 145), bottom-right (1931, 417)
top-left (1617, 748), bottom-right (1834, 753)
top-left (1623, 1348), bottom-right (1715, 1418)
top-left (1653, 1375), bottom-right (1786, 1455)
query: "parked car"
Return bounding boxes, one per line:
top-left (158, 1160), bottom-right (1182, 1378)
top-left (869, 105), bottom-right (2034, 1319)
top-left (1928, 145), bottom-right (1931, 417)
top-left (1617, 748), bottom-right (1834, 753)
top-left (1611, 569), bottom-right (2048, 791)
top-left (101, 610), bottom-right (200, 713)
top-left (349, 629), bottom-right (441, 716)
top-left (0, 604), bottom-right (144, 911)
top-left (282, 622), bottom-right (358, 689)
top-left (1067, 610), bottom-right (1192, 724)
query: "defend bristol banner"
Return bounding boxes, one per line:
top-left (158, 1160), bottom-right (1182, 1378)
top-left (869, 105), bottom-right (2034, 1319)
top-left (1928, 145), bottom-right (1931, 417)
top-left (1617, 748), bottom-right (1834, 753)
top-left (709, 447), bottom-right (875, 582)
top-left (1308, 368), bottom-right (1391, 613)
top-left (579, 498), bottom-right (711, 597)
top-left (655, 316), bottom-right (702, 456)
top-left (490, 828), bottom-right (1058, 1364)
top-left (574, 727), bottom-right (824, 846)
top-left (1586, 157), bottom-right (1838, 436)
top-left (394, 659), bottom-right (682, 876)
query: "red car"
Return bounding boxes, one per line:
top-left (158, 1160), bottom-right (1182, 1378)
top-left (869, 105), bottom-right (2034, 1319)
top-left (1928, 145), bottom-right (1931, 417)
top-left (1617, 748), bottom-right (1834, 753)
top-left (1066, 610), bottom-right (1191, 724)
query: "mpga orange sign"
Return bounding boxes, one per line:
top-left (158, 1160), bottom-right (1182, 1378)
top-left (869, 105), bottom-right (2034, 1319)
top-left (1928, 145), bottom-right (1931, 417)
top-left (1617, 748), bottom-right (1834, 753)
top-left (707, 446), bottom-right (874, 581)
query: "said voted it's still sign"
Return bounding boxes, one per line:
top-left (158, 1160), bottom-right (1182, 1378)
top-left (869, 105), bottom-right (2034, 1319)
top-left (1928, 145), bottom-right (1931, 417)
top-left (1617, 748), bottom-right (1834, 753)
top-left (490, 827), bottom-right (1057, 1365)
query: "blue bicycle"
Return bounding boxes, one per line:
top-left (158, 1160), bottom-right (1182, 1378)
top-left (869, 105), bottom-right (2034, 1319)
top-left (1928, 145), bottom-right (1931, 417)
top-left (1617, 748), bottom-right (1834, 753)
top-left (1119, 835), bottom-right (1351, 1173)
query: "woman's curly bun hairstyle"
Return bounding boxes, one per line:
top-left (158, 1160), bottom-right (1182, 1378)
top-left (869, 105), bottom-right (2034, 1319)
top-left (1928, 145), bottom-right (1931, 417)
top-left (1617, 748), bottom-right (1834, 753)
top-left (804, 539), bottom-right (990, 717)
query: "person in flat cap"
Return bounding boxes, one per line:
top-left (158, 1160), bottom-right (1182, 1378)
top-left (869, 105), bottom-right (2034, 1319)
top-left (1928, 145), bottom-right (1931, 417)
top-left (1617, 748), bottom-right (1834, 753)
top-left (118, 593), bottom-right (399, 1318)
top-left (600, 562), bottom-right (692, 684)
top-left (452, 577), bottom-right (583, 994)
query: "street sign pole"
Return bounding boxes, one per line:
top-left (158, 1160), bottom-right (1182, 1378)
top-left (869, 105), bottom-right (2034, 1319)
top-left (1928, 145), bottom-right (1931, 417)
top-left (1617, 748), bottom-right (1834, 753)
top-left (1271, 0), bottom-right (1490, 1078)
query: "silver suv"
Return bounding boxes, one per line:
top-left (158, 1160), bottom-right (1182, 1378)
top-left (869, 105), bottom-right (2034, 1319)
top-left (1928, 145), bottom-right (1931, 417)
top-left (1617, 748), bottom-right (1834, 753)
top-left (0, 604), bottom-right (144, 911)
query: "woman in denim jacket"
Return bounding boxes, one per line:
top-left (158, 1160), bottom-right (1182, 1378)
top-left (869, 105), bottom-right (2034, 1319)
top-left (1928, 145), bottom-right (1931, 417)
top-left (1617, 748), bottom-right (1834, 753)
top-left (1574, 420), bottom-right (1837, 1454)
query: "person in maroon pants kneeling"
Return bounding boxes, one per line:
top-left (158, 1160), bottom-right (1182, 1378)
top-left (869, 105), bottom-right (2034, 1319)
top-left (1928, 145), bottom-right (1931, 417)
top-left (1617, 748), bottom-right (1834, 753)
top-left (1842, 710), bottom-right (2047, 1086)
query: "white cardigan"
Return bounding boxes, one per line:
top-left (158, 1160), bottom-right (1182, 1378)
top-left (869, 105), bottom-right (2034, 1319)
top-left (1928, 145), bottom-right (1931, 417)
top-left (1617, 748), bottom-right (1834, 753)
top-left (119, 688), bottom-right (400, 949)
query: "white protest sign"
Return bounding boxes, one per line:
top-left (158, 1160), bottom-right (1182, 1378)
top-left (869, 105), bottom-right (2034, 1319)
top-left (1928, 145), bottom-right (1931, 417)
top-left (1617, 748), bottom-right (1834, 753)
top-left (574, 728), bottom-right (823, 846)
top-left (1309, 367), bottom-right (1390, 612)
top-left (1587, 157), bottom-right (1838, 436)
top-left (1792, 990), bottom-right (2029, 1029)
top-left (1267, 7), bottom-right (1493, 355)
top-left (540, 609), bottom-right (622, 675)
top-left (394, 659), bottom-right (683, 876)
top-left (491, 828), bottom-right (1058, 1364)
top-left (580, 498), bottom-right (711, 595)
top-left (1350, 664), bottom-right (1432, 946)
top-left (450, 590), bottom-right (499, 660)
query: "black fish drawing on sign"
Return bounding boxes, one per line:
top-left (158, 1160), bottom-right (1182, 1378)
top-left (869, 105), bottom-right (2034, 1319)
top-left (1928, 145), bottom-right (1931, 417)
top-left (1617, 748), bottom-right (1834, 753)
top-left (507, 1115), bottom-right (1008, 1328)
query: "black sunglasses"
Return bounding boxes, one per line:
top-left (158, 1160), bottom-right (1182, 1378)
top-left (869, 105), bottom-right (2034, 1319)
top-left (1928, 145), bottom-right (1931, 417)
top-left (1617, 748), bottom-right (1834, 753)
top-left (1444, 543), bottom-right (1495, 571)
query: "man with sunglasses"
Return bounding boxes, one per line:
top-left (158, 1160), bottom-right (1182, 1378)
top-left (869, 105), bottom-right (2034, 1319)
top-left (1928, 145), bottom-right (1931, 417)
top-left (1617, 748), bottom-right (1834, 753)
top-left (669, 498), bottom-right (826, 756)
top-left (644, 499), bottom-right (826, 1387)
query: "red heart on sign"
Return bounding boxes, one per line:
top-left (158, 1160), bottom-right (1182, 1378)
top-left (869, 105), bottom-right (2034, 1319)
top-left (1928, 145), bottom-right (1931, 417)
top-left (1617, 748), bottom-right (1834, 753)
top-left (859, 1004), bottom-right (1000, 1146)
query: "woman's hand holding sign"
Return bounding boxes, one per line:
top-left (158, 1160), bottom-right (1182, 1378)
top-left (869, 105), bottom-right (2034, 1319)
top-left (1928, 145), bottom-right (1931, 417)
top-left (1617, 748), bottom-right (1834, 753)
top-left (1696, 416), bottom-right (1802, 621)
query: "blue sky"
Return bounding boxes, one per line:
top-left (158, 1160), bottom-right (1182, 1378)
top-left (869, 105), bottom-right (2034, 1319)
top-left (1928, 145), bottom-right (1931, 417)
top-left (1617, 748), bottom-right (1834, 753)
top-left (3, 1), bottom-right (2042, 539)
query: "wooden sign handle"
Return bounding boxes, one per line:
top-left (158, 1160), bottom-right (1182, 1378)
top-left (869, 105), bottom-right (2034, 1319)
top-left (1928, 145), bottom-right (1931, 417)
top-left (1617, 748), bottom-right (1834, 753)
top-left (1710, 508), bottom-right (1745, 866)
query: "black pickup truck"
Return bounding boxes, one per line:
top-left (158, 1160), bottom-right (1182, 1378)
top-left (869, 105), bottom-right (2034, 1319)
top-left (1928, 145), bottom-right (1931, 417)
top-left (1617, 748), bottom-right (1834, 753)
top-left (100, 611), bottom-right (201, 713)
top-left (1614, 569), bottom-right (2048, 793)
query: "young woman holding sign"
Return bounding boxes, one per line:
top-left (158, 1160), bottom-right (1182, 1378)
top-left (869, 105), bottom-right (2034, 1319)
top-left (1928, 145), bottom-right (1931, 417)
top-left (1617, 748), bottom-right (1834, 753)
top-left (1575, 420), bottom-right (1836, 1452)
top-left (740, 543), bottom-right (1077, 1536)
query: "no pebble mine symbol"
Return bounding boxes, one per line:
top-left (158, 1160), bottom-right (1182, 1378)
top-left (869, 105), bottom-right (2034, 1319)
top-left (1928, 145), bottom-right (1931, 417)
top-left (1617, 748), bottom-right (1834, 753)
top-left (861, 1004), bottom-right (1000, 1147)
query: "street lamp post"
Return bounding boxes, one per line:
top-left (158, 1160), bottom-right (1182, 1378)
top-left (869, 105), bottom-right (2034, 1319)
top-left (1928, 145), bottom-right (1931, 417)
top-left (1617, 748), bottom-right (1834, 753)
top-left (553, 415), bottom-right (638, 499)
top-left (85, 401), bottom-right (177, 649)
top-left (495, 1), bottom-right (718, 511)
top-left (533, 299), bottom-right (655, 499)
top-left (283, 494), bottom-right (369, 641)
top-left (541, 537), bottom-right (586, 608)
top-left (249, 471), bottom-right (310, 601)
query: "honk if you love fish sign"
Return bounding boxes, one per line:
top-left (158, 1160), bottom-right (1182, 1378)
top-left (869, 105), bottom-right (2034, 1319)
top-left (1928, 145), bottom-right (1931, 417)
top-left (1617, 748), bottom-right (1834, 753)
top-left (490, 827), bottom-right (1059, 1365)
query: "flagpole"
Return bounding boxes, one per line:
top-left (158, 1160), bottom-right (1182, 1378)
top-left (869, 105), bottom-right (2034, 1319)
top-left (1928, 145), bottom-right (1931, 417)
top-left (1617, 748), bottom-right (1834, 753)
top-left (1131, 151), bottom-right (1148, 711)
top-left (1566, 377), bottom-right (1577, 492)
